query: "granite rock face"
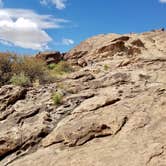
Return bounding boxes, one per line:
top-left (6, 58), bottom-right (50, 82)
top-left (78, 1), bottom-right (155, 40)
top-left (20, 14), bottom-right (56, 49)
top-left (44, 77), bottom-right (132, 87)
top-left (1, 29), bottom-right (166, 166)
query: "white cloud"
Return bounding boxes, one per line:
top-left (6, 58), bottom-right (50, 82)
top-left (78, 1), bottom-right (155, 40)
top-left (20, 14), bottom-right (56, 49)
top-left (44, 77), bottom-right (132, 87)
top-left (52, 0), bottom-right (67, 9)
top-left (62, 38), bottom-right (74, 45)
top-left (54, 38), bottom-right (74, 46)
top-left (40, 0), bottom-right (67, 10)
top-left (159, 0), bottom-right (166, 3)
top-left (0, 9), bottom-right (68, 50)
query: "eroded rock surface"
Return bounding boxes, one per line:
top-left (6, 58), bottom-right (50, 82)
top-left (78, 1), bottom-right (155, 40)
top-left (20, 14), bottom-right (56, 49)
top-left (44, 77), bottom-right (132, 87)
top-left (1, 29), bottom-right (166, 166)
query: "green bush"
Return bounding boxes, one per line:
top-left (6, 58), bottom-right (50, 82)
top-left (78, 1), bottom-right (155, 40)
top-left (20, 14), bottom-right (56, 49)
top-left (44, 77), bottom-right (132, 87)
top-left (51, 61), bottom-right (74, 76)
top-left (103, 64), bottom-right (109, 71)
top-left (52, 92), bottom-right (63, 105)
top-left (10, 73), bottom-right (30, 86)
top-left (48, 63), bottom-right (57, 70)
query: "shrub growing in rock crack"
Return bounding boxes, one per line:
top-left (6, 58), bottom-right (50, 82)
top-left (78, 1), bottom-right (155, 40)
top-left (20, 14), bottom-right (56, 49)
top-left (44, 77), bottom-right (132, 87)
top-left (103, 64), bottom-right (109, 71)
top-left (52, 92), bottom-right (63, 105)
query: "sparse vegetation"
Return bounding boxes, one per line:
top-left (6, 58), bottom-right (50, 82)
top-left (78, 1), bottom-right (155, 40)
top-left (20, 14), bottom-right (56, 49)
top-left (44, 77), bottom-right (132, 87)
top-left (0, 53), bottom-right (16, 86)
top-left (103, 64), bottom-right (109, 71)
top-left (10, 73), bottom-right (30, 86)
top-left (0, 52), bottom-right (58, 86)
top-left (48, 63), bottom-right (57, 70)
top-left (0, 52), bottom-right (74, 87)
top-left (52, 92), bottom-right (63, 105)
top-left (49, 61), bottom-right (74, 77)
top-left (11, 56), bottom-right (49, 83)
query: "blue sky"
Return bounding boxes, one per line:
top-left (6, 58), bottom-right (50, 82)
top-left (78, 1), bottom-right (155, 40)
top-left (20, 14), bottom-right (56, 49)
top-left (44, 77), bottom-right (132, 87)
top-left (0, 0), bottom-right (166, 54)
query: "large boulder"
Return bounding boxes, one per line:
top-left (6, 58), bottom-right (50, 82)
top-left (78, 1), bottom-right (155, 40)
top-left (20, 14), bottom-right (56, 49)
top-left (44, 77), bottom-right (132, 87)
top-left (36, 51), bottom-right (64, 64)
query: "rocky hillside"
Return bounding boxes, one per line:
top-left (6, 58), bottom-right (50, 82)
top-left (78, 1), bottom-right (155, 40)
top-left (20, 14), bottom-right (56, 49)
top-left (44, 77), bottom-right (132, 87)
top-left (1, 29), bottom-right (166, 166)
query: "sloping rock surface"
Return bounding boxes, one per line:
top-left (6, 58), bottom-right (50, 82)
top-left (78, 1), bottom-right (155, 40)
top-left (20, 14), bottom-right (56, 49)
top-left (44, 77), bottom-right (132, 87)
top-left (1, 29), bottom-right (166, 166)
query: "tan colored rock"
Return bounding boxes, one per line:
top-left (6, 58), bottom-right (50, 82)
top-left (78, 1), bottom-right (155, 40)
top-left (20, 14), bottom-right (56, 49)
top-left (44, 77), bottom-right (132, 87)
top-left (0, 85), bottom-right (26, 112)
top-left (0, 127), bottom-right (21, 158)
top-left (77, 58), bottom-right (87, 67)
top-left (72, 95), bottom-right (120, 113)
top-left (8, 87), bottom-right (166, 166)
top-left (1, 30), bottom-right (166, 166)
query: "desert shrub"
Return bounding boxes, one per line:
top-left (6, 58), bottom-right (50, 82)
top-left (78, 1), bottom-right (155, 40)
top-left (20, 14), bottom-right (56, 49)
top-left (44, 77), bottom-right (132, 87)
top-left (52, 92), bottom-right (63, 105)
top-left (48, 63), bottom-right (57, 70)
top-left (0, 52), bottom-right (57, 86)
top-left (51, 61), bottom-right (74, 76)
top-left (0, 53), bottom-right (16, 86)
top-left (10, 72), bottom-right (30, 86)
top-left (103, 64), bottom-right (109, 71)
top-left (11, 56), bottom-right (52, 84)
